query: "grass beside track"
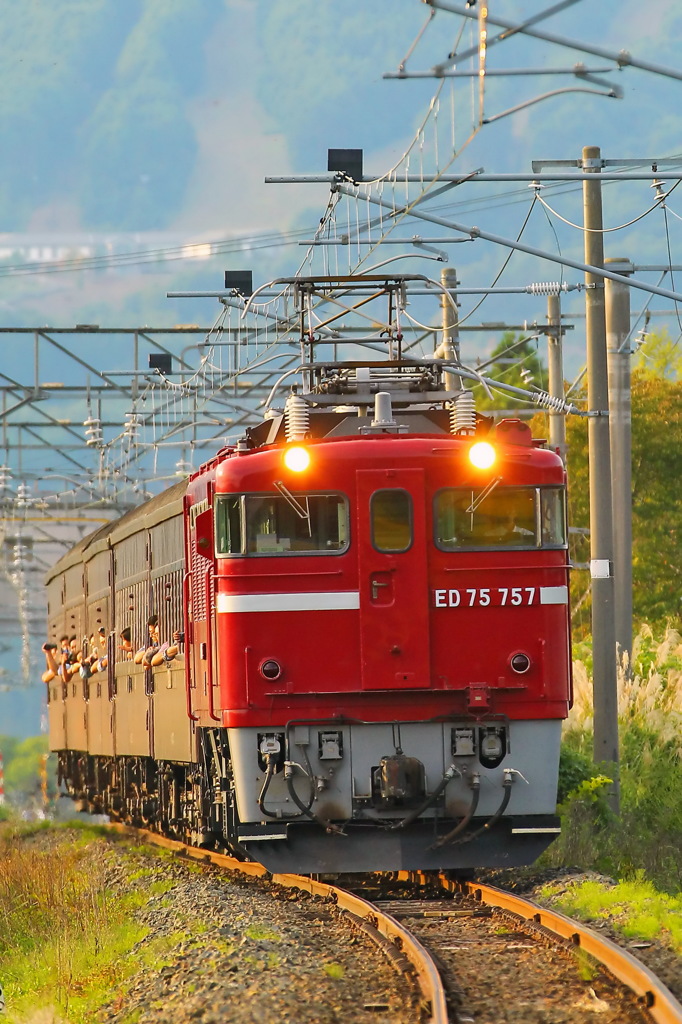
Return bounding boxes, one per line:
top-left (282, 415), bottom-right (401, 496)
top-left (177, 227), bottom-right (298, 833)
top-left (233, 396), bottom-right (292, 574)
top-left (540, 877), bottom-right (682, 954)
top-left (0, 822), bottom-right (176, 1023)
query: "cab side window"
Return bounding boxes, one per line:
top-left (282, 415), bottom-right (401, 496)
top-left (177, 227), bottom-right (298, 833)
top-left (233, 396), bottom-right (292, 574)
top-left (215, 496), bottom-right (242, 554)
top-left (371, 489), bottom-right (413, 552)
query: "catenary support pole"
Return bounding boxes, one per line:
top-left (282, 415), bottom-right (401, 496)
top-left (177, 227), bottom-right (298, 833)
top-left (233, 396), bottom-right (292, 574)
top-left (546, 294), bottom-right (567, 460)
top-left (605, 257), bottom-right (634, 671)
top-left (583, 146), bottom-right (619, 809)
top-left (435, 267), bottom-right (461, 392)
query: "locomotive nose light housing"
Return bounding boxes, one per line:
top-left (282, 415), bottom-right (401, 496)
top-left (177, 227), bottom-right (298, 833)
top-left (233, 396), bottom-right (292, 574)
top-left (284, 445), bottom-right (310, 472)
top-left (510, 652), bottom-right (531, 674)
top-left (260, 659), bottom-right (282, 680)
top-left (468, 441), bottom-right (496, 469)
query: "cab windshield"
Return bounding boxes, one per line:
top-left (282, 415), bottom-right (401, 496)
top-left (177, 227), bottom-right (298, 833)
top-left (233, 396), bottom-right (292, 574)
top-left (215, 492), bottom-right (349, 556)
top-left (435, 486), bottom-right (566, 550)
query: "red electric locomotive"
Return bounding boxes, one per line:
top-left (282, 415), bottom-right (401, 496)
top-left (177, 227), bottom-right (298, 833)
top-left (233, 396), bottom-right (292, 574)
top-left (48, 275), bottom-right (572, 873)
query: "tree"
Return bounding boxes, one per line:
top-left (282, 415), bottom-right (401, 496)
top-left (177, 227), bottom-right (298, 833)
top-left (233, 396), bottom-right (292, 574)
top-left (0, 735), bottom-right (56, 802)
top-left (562, 339), bottom-right (682, 632)
top-left (633, 327), bottom-right (682, 382)
top-left (474, 332), bottom-right (548, 411)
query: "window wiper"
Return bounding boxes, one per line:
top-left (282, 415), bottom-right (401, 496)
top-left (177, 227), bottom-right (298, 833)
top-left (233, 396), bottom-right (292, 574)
top-left (466, 475), bottom-right (503, 514)
top-left (274, 480), bottom-right (310, 520)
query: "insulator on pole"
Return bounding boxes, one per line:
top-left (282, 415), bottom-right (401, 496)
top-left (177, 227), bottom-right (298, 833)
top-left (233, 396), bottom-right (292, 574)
top-left (83, 415), bottom-right (103, 448)
top-left (124, 412), bottom-right (141, 441)
top-left (15, 483), bottom-right (30, 507)
top-left (531, 388), bottom-right (578, 414)
top-left (450, 389), bottom-right (476, 435)
top-left (284, 391), bottom-right (310, 442)
top-left (526, 281), bottom-right (568, 296)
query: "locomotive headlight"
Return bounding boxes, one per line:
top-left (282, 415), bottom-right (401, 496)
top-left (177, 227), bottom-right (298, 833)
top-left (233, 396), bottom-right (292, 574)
top-left (284, 445), bottom-right (310, 472)
top-left (510, 652), bottom-right (531, 674)
top-left (260, 659), bottom-right (282, 680)
top-left (468, 441), bottom-right (496, 469)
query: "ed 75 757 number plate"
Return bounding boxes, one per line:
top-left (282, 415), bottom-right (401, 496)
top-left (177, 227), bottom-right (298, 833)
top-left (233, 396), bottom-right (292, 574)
top-left (434, 587), bottom-right (535, 608)
top-left (433, 585), bottom-right (568, 608)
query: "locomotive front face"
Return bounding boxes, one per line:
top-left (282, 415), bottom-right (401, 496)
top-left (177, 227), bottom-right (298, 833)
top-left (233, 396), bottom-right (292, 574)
top-left (197, 429), bottom-right (571, 872)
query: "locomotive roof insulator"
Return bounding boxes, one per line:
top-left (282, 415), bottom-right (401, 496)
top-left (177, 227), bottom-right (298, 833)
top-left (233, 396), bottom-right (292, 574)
top-left (284, 391), bottom-right (310, 442)
top-left (450, 388), bottom-right (476, 435)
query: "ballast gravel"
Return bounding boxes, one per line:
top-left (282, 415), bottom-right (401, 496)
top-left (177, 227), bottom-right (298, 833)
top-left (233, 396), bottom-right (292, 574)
top-left (68, 830), bottom-right (419, 1024)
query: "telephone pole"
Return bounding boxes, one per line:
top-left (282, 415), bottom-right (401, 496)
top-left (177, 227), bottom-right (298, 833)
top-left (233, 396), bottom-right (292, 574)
top-left (582, 146), bottom-right (619, 808)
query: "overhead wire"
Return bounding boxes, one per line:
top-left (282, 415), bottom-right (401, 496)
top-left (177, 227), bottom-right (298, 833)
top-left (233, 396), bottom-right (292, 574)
top-left (660, 200), bottom-right (682, 348)
top-left (533, 186), bottom-right (670, 232)
top-left (450, 192), bottom-right (541, 332)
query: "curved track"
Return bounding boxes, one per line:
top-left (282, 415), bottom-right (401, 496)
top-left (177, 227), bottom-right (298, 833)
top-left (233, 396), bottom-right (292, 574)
top-left (110, 827), bottom-right (446, 1022)
top-left (454, 879), bottom-right (682, 1024)
top-left (111, 828), bottom-right (682, 1024)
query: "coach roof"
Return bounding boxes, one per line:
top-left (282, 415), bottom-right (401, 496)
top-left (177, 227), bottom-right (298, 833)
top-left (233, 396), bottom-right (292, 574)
top-left (45, 479), bottom-right (187, 585)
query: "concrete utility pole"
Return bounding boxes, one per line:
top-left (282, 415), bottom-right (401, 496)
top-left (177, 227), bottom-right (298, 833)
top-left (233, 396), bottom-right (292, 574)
top-left (605, 257), bottom-right (634, 670)
top-left (582, 145), bottom-right (619, 808)
top-left (546, 293), bottom-right (567, 460)
top-left (436, 266), bottom-right (462, 392)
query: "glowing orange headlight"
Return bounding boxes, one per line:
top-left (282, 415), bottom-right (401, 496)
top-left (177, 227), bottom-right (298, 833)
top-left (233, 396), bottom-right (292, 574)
top-left (283, 446), bottom-right (310, 472)
top-left (468, 441), bottom-right (496, 469)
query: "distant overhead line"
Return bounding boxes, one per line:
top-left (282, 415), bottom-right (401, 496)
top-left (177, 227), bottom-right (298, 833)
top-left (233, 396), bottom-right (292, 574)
top-left (267, 171), bottom-right (682, 184)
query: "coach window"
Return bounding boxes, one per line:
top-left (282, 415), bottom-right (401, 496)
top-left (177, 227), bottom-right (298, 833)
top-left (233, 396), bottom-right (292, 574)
top-left (371, 489), bottom-right (413, 552)
top-left (215, 496), bottom-right (242, 554)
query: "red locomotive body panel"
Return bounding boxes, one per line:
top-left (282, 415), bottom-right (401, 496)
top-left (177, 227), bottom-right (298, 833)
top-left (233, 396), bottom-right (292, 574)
top-left (198, 433), bottom-right (570, 729)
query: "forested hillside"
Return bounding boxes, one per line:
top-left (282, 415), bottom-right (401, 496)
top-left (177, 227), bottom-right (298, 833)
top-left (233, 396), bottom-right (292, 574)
top-left (0, 0), bottom-right (679, 234)
top-left (0, 0), bottom-right (216, 230)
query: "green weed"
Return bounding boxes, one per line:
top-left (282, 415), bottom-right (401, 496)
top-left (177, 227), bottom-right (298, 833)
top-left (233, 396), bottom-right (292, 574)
top-left (245, 924), bottom-right (281, 942)
top-left (323, 962), bottom-right (346, 979)
top-left (542, 878), bottom-right (682, 953)
top-left (0, 831), bottom-right (192, 1023)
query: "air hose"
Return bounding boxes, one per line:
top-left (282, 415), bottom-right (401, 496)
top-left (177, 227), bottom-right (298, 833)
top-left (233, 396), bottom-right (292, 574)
top-left (430, 773), bottom-right (481, 849)
top-left (389, 763), bottom-right (461, 830)
top-left (458, 770), bottom-right (515, 845)
top-left (257, 753), bottom-right (312, 820)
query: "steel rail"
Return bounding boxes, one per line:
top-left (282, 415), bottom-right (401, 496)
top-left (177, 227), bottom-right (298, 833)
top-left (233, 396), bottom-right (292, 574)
top-left (395, 872), bottom-right (682, 1024)
top-left (109, 826), bottom-right (447, 1024)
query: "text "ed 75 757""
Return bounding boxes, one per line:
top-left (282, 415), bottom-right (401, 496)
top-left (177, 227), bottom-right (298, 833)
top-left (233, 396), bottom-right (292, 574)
top-left (433, 587), bottom-right (537, 608)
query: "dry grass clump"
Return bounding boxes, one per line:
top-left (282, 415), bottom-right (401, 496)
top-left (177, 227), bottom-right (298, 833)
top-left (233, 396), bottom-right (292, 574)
top-left (0, 829), bottom-right (143, 1023)
top-left (568, 624), bottom-right (682, 752)
top-left (0, 841), bottom-right (107, 954)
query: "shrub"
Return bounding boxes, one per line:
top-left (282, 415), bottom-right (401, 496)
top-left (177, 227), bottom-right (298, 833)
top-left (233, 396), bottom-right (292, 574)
top-left (546, 624), bottom-right (682, 892)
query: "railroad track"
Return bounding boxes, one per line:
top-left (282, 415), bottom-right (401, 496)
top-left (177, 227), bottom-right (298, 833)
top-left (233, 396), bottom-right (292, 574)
top-left (115, 827), bottom-right (682, 1024)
